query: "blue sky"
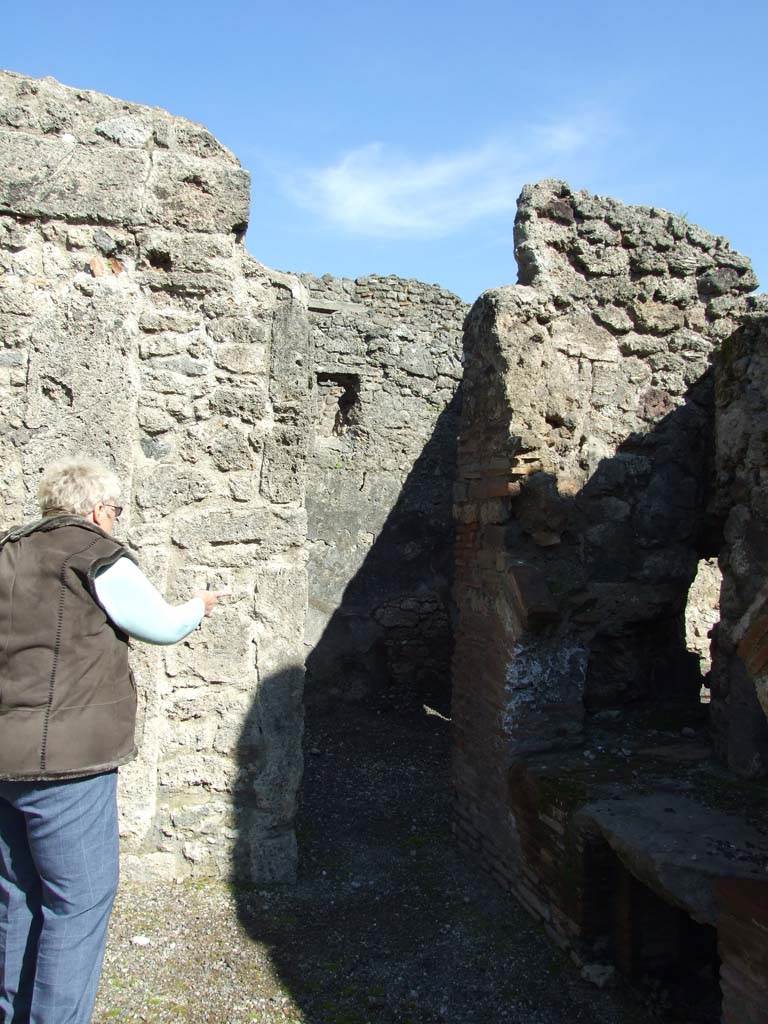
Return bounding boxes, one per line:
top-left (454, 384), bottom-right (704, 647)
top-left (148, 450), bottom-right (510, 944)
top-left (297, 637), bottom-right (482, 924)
top-left (4, 1), bottom-right (766, 303)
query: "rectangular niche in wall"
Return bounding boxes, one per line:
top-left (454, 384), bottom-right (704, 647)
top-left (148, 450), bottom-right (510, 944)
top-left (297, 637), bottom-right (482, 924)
top-left (314, 373), bottom-right (360, 438)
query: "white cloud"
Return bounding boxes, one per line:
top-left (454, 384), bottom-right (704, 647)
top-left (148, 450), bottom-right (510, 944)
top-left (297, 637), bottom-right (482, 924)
top-left (284, 116), bottom-right (606, 240)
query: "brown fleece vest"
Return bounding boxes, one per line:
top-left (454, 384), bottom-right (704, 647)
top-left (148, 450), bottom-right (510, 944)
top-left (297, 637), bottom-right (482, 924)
top-left (0, 516), bottom-right (138, 780)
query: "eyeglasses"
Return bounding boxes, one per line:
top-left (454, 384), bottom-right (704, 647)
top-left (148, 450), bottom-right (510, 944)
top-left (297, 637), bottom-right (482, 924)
top-left (103, 504), bottom-right (124, 520)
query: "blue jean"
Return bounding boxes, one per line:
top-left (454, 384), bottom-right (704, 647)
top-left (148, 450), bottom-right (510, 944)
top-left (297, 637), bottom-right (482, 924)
top-left (0, 771), bottom-right (119, 1024)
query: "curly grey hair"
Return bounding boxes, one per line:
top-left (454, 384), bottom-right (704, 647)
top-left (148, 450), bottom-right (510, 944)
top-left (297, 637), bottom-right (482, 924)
top-left (37, 457), bottom-right (122, 517)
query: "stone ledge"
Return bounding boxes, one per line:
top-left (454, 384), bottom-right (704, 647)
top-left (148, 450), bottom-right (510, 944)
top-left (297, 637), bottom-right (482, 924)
top-left (575, 794), bottom-right (768, 927)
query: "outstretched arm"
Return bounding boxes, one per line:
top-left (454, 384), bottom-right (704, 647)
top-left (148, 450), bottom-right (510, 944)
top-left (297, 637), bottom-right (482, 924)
top-left (94, 556), bottom-right (208, 644)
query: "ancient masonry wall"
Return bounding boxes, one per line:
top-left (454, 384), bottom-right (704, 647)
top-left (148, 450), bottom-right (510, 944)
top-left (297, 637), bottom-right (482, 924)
top-left (299, 272), bottom-right (466, 710)
top-left (712, 303), bottom-right (768, 776)
top-left (450, 181), bottom-right (768, 1023)
top-left (0, 70), bottom-right (468, 880)
top-left (451, 179), bottom-right (759, 888)
top-left (0, 70), bottom-right (310, 882)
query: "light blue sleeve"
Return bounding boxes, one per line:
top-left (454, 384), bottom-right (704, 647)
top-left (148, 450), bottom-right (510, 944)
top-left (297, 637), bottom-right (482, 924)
top-left (94, 557), bottom-right (205, 645)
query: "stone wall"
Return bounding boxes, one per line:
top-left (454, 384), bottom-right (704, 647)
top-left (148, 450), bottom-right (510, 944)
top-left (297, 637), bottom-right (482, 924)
top-left (450, 179), bottom-right (768, 1024)
top-left (0, 70), bottom-right (468, 882)
top-left (300, 273), bottom-right (466, 711)
top-left (451, 178), bottom-right (758, 884)
top-left (5, 74), bottom-right (768, 976)
top-left (0, 70), bottom-right (310, 882)
top-left (711, 303), bottom-right (768, 777)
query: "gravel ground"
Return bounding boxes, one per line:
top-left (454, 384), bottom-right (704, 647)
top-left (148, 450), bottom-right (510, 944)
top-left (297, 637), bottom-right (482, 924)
top-left (94, 705), bottom-right (652, 1024)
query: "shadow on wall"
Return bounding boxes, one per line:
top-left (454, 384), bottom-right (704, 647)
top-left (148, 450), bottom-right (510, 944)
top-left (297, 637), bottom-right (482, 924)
top-left (534, 367), bottom-right (768, 749)
top-left (228, 396), bottom-right (465, 1022)
top-left (231, 666), bottom-right (304, 884)
top-left (221, 380), bottom-right (744, 1024)
top-left (226, 360), bottom-right (768, 1023)
top-left (511, 373), bottom-right (734, 723)
top-left (451, 369), bottom-right (728, 758)
top-left (490, 384), bottom-right (768, 1020)
top-left (304, 391), bottom-right (461, 718)
top-left (577, 383), bottom-right (720, 712)
top-left (450, 351), bottom-right (768, 966)
top-left (514, 373), bottom-right (734, 732)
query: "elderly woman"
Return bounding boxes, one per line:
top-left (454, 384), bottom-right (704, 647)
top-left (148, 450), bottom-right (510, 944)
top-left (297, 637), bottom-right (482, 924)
top-left (0, 457), bottom-right (224, 1024)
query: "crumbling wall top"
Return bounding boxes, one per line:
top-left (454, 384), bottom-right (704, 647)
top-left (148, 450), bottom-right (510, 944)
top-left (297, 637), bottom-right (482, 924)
top-left (514, 178), bottom-right (758, 301)
top-left (0, 71), bottom-right (249, 235)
